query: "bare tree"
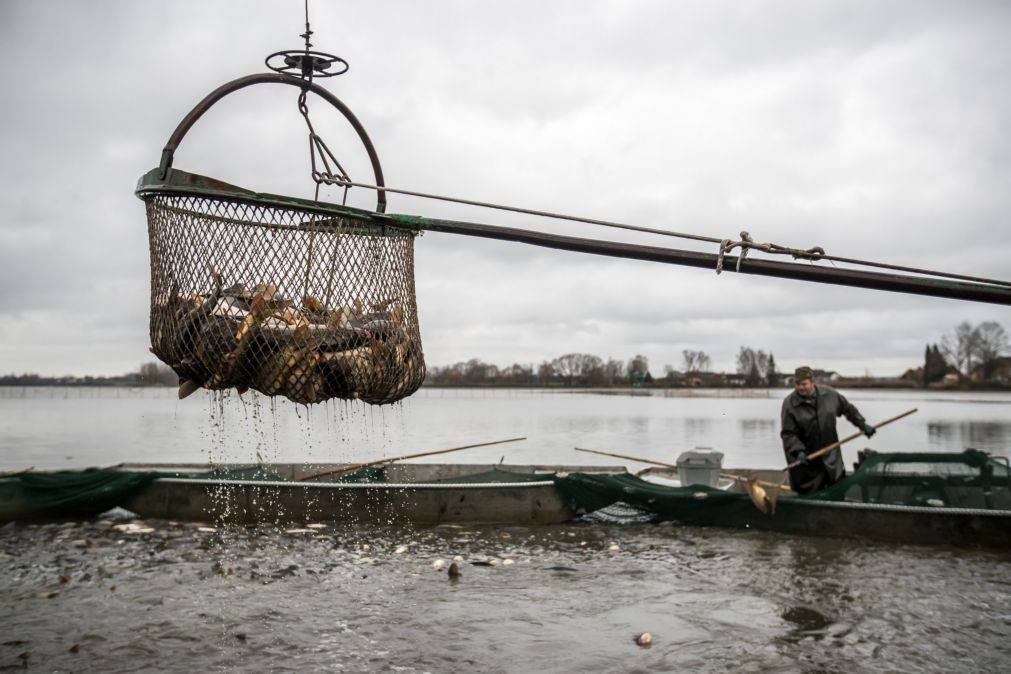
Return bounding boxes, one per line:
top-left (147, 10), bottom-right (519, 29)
top-left (626, 354), bottom-right (650, 383)
top-left (604, 358), bottom-right (624, 386)
top-left (973, 321), bottom-right (1008, 380)
top-left (553, 353), bottom-right (582, 385)
top-left (682, 350), bottom-right (711, 373)
top-left (942, 321), bottom-right (979, 376)
top-left (138, 362), bottom-right (177, 386)
top-left (551, 353), bottom-right (604, 386)
top-left (502, 363), bottom-right (534, 385)
top-left (736, 347), bottom-right (769, 386)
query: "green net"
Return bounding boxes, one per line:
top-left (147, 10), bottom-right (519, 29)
top-left (301, 466), bottom-right (387, 483)
top-left (167, 465), bottom-right (289, 481)
top-left (1, 469), bottom-right (158, 521)
top-left (809, 449), bottom-right (1011, 509)
top-left (552, 472), bottom-right (734, 521)
top-left (553, 450), bottom-right (1011, 520)
top-left (419, 468), bottom-right (557, 484)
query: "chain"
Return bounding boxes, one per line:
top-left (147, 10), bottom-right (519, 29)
top-left (293, 0), bottom-right (351, 205)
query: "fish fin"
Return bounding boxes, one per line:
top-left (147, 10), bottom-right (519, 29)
top-left (178, 379), bottom-right (202, 399)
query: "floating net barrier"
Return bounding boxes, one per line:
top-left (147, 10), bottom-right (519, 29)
top-left (136, 73), bottom-right (425, 405)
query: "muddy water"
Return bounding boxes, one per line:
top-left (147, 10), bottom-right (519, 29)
top-left (2, 387), bottom-right (1011, 671)
top-left (2, 518), bottom-right (1009, 673)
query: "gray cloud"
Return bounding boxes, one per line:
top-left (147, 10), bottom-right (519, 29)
top-left (2, 0), bottom-right (1009, 378)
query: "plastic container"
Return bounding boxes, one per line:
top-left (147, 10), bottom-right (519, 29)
top-left (676, 449), bottom-right (725, 487)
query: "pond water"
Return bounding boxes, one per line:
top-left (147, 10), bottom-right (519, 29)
top-left (1, 387), bottom-right (1009, 672)
top-left (2, 386), bottom-right (1010, 471)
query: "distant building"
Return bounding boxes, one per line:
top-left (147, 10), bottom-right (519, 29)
top-left (970, 356), bottom-right (1011, 384)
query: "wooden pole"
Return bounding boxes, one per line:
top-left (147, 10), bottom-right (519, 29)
top-left (297, 437), bottom-right (527, 482)
top-left (783, 408), bottom-right (918, 471)
top-left (573, 447), bottom-right (791, 492)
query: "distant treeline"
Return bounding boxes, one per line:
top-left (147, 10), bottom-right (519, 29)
top-left (3, 320), bottom-right (1007, 390)
top-left (0, 362), bottom-right (178, 387)
top-left (425, 351), bottom-right (784, 388)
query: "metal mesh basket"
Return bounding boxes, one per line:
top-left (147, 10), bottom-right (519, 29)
top-left (137, 74), bottom-right (425, 404)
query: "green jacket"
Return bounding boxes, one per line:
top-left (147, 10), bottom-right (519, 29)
top-left (781, 385), bottom-right (867, 494)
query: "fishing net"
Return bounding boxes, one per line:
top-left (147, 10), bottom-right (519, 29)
top-left (553, 450), bottom-right (1011, 521)
top-left (812, 449), bottom-right (1011, 509)
top-left (143, 184), bottom-right (425, 405)
top-left (136, 69), bottom-right (428, 406)
top-left (0, 469), bottom-right (158, 521)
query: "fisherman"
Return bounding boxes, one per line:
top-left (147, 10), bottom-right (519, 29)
top-left (781, 366), bottom-right (875, 494)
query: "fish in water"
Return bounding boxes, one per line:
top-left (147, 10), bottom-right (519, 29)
top-left (448, 562), bottom-right (461, 580)
top-left (634, 632), bottom-right (653, 647)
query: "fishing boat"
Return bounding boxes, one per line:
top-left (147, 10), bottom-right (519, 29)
top-left (558, 449), bottom-right (1011, 548)
top-left (3, 450), bottom-right (1008, 547)
top-left (0, 462), bottom-right (621, 526)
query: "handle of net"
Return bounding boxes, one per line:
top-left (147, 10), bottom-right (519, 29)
top-left (155, 72), bottom-right (387, 213)
top-left (784, 408), bottom-right (918, 471)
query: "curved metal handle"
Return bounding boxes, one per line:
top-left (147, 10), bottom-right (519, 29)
top-left (158, 72), bottom-right (386, 213)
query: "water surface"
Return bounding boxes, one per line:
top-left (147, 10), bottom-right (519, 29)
top-left (2, 387), bottom-right (1010, 471)
top-left (2, 518), bottom-right (1009, 673)
top-left (2, 386), bottom-right (1009, 672)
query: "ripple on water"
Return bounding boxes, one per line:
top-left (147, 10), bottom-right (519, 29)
top-left (1, 520), bottom-right (1009, 673)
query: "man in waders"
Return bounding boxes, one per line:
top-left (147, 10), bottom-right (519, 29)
top-left (781, 366), bottom-right (876, 494)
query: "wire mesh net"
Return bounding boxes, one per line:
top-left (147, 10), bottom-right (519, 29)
top-left (144, 192), bottom-right (425, 404)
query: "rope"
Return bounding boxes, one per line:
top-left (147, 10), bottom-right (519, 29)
top-left (716, 231), bottom-right (825, 274)
top-left (329, 177), bottom-right (1011, 288)
top-left (319, 178), bottom-right (722, 245)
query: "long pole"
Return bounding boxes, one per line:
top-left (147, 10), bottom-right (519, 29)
top-left (386, 215), bottom-right (1011, 306)
top-left (297, 437), bottom-right (526, 482)
top-left (783, 408), bottom-right (918, 471)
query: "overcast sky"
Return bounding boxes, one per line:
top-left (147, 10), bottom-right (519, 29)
top-left (1, 0), bottom-right (1009, 378)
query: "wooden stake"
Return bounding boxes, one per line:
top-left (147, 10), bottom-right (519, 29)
top-left (297, 437), bottom-right (527, 482)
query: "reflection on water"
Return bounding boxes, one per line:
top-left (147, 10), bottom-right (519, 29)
top-left (740, 418), bottom-right (778, 443)
top-left (927, 421), bottom-right (1011, 451)
top-left (1, 387), bottom-right (1011, 470)
top-left (681, 417), bottom-right (714, 449)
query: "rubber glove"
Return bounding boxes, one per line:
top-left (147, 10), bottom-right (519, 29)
top-left (795, 451), bottom-right (808, 465)
top-left (861, 422), bottom-right (877, 438)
